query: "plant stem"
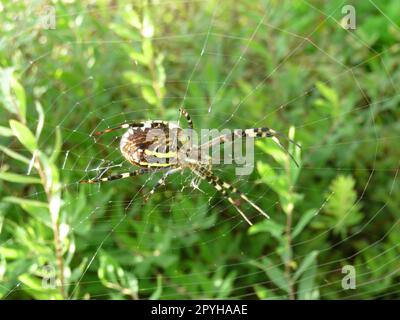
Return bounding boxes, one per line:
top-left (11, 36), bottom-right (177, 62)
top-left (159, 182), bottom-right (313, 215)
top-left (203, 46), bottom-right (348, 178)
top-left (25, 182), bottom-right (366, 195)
top-left (148, 54), bottom-right (165, 117)
top-left (34, 156), bottom-right (65, 299)
top-left (285, 206), bottom-right (295, 300)
top-left (284, 155), bottom-right (295, 300)
top-left (51, 213), bottom-right (66, 299)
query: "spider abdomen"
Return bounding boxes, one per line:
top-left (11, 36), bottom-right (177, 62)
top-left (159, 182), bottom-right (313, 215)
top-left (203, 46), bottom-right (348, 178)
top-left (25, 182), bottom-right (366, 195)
top-left (120, 122), bottom-right (181, 168)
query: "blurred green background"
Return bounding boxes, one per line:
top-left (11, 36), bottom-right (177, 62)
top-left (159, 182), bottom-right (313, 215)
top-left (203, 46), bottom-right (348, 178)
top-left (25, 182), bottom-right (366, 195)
top-left (0, 0), bottom-right (399, 299)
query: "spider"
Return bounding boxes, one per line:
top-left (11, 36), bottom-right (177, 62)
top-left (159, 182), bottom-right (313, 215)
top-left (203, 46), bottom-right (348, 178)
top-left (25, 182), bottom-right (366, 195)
top-left (80, 108), bottom-right (300, 225)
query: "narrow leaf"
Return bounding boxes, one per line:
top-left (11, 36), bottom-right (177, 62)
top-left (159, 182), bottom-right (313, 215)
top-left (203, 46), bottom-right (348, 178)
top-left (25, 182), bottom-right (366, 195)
top-left (35, 101), bottom-right (44, 139)
top-left (0, 145), bottom-right (30, 164)
top-left (50, 126), bottom-right (62, 163)
top-left (292, 209), bottom-right (318, 239)
top-left (251, 258), bottom-right (289, 293)
top-left (11, 78), bottom-right (26, 122)
top-left (293, 250), bottom-right (318, 281)
top-left (298, 260), bottom-right (318, 300)
top-left (149, 274), bottom-right (163, 300)
top-left (248, 220), bottom-right (284, 239)
top-left (0, 172), bottom-right (41, 184)
top-left (9, 120), bottom-right (37, 153)
top-left (3, 196), bottom-right (48, 208)
top-left (0, 126), bottom-right (13, 137)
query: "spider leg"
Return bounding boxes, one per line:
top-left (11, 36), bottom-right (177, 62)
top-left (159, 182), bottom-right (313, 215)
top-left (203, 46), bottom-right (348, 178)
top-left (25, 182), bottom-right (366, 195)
top-left (79, 168), bottom-right (156, 184)
top-left (92, 120), bottom-right (173, 139)
top-left (179, 108), bottom-right (193, 129)
top-left (193, 166), bottom-right (269, 225)
top-left (244, 128), bottom-right (301, 148)
top-left (144, 167), bottom-right (182, 202)
top-left (92, 122), bottom-right (145, 137)
top-left (244, 128), bottom-right (301, 167)
top-left (199, 127), bottom-right (301, 167)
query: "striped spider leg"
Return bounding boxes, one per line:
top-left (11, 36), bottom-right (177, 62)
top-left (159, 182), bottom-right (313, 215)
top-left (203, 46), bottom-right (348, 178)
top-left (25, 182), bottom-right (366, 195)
top-left (198, 127), bottom-right (301, 167)
top-left (144, 167), bottom-right (183, 202)
top-left (79, 168), bottom-right (166, 184)
top-left (91, 121), bottom-right (145, 137)
top-left (179, 108), bottom-right (193, 129)
top-left (191, 165), bottom-right (269, 225)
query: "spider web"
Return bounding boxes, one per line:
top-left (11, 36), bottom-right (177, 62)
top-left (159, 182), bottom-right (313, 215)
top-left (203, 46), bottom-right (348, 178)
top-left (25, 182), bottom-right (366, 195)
top-left (2, 0), bottom-right (400, 300)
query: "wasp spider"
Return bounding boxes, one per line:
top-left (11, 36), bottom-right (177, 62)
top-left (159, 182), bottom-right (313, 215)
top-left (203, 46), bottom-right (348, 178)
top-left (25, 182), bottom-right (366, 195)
top-left (80, 109), bottom-right (300, 225)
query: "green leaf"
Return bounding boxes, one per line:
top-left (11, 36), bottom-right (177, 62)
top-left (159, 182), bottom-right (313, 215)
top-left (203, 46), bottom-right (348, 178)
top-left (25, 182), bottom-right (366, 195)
top-left (149, 274), bottom-right (163, 300)
top-left (49, 192), bottom-right (61, 222)
top-left (18, 273), bottom-right (62, 300)
top-left (50, 126), bottom-right (62, 163)
top-left (324, 175), bottom-right (363, 237)
top-left (35, 101), bottom-right (44, 139)
top-left (3, 196), bottom-right (48, 208)
top-left (248, 219), bottom-right (284, 239)
top-left (19, 203), bottom-right (51, 227)
top-left (0, 145), bottom-right (30, 164)
top-left (18, 273), bottom-right (43, 290)
top-left (123, 7), bottom-right (141, 29)
top-left (156, 54), bottom-right (166, 89)
top-left (287, 126), bottom-right (301, 183)
top-left (98, 253), bottom-right (139, 298)
top-left (316, 81), bottom-right (339, 114)
top-left (124, 71), bottom-right (152, 86)
top-left (98, 254), bottom-right (120, 285)
top-left (0, 126), bottom-right (13, 137)
top-left (256, 140), bottom-right (287, 167)
top-left (251, 258), bottom-right (288, 293)
top-left (215, 271), bottom-right (236, 299)
top-left (109, 23), bottom-right (141, 40)
top-left (293, 250), bottom-right (318, 281)
top-left (9, 120), bottom-right (37, 153)
top-left (0, 172), bottom-right (41, 184)
top-left (0, 68), bottom-right (25, 121)
top-left (129, 51), bottom-right (149, 65)
top-left (292, 209), bottom-right (317, 239)
top-left (37, 151), bottom-right (60, 190)
top-left (36, 151), bottom-right (61, 221)
top-left (0, 255), bottom-right (6, 280)
top-left (257, 161), bottom-right (288, 196)
top-left (0, 247), bottom-right (24, 259)
top-left (297, 260), bottom-right (319, 300)
top-left (141, 86), bottom-right (158, 105)
top-left (253, 284), bottom-right (268, 299)
top-left (142, 10), bottom-right (154, 38)
top-left (253, 284), bottom-right (278, 300)
top-left (0, 68), bottom-right (15, 114)
top-left (11, 77), bottom-right (26, 122)
top-left (142, 39), bottom-right (154, 63)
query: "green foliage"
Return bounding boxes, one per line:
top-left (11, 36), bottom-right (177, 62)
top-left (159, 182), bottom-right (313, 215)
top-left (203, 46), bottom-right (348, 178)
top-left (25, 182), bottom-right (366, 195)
top-left (250, 128), bottom-right (320, 299)
top-left (316, 175), bottom-right (363, 238)
top-left (0, 0), bottom-right (399, 300)
top-left (115, 4), bottom-right (166, 114)
top-left (0, 68), bottom-right (26, 122)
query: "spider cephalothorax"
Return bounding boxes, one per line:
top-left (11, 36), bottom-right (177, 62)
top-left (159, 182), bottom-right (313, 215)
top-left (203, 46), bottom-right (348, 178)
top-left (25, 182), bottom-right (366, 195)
top-left (80, 108), bottom-right (300, 225)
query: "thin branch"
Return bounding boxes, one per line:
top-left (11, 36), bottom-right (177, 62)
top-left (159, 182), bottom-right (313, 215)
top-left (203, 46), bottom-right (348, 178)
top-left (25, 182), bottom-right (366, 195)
top-left (34, 156), bottom-right (66, 299)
